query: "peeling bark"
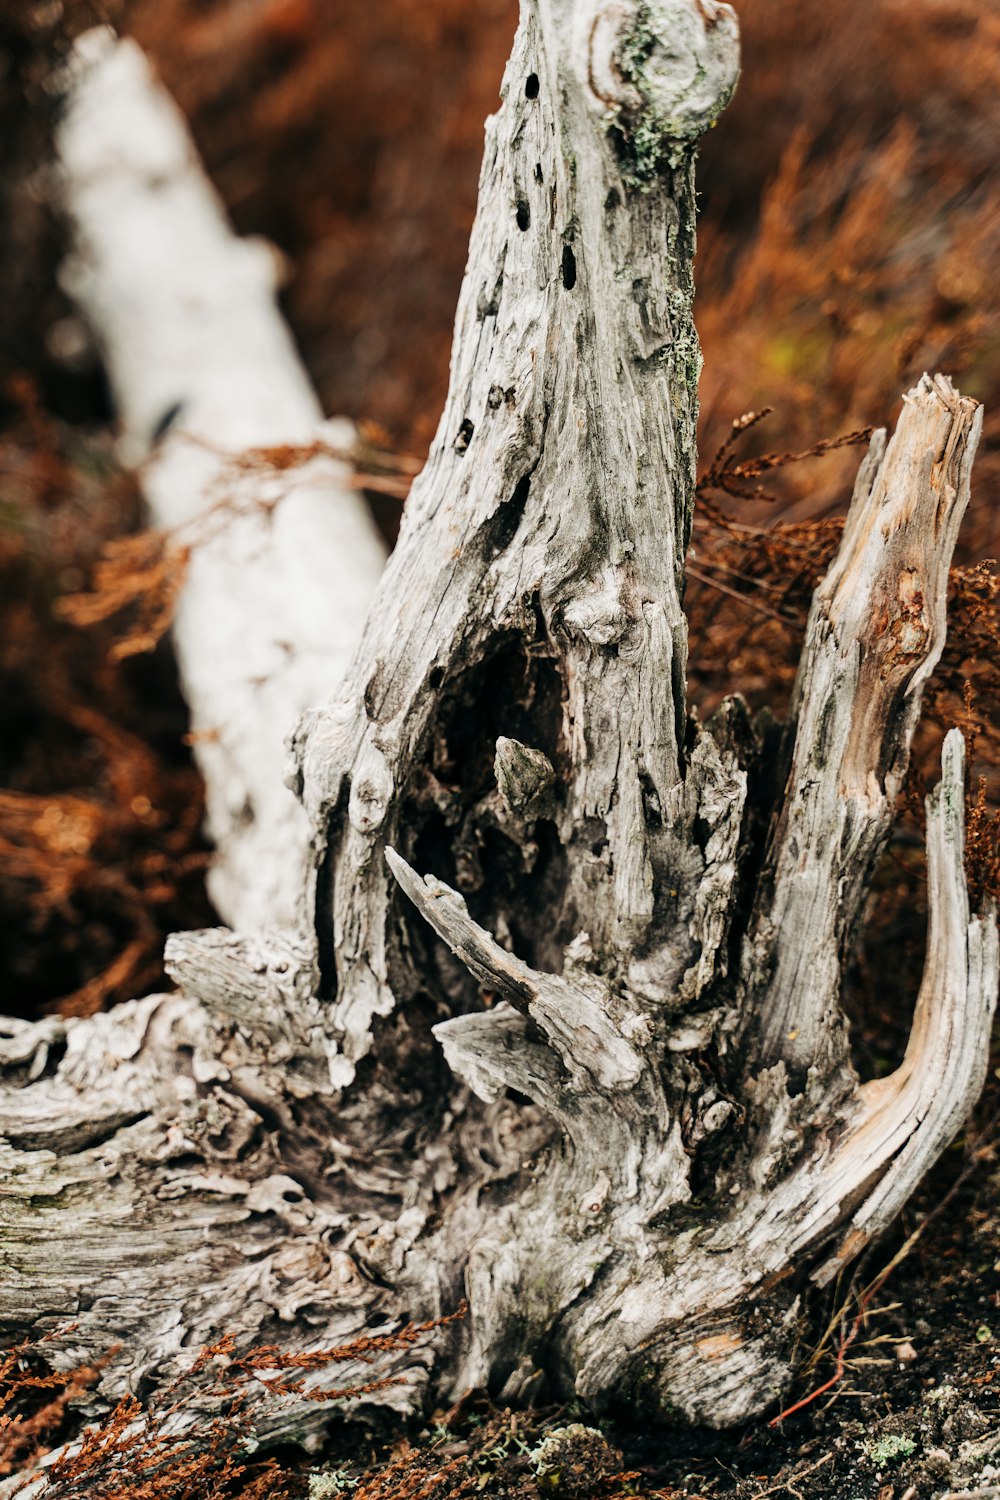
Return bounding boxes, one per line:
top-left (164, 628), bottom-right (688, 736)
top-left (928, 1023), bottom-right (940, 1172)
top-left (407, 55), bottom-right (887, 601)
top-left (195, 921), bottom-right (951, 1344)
top-left (1, 0), bottom-right (996, 1455)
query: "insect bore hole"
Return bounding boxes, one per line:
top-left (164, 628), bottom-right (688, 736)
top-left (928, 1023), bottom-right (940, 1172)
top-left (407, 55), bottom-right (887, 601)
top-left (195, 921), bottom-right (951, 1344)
top-left (516, 199), bottom-right (531, 232)
top-left (525, 73), bottom-right (539, 98)
top-left (150, 399), bottom-right (184, 444)
top-left (561, 244), bottom-right (577, 290)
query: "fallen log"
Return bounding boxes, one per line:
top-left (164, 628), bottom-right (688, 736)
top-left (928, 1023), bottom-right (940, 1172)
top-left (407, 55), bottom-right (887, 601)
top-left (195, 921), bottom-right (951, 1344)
top-left (57, 28), bottom-right (386, 931)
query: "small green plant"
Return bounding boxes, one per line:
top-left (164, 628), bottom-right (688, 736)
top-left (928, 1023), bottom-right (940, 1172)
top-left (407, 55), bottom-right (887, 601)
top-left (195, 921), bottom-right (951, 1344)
top-left (864, 1433), bottom-right (916, 1465)
top-left (473, 1433), bottom-right (532, 1469)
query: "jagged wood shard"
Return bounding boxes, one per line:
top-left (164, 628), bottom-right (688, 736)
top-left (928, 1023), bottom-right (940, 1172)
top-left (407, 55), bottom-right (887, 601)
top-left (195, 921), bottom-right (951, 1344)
top-left (1, 0), bottom-right (996, 1457)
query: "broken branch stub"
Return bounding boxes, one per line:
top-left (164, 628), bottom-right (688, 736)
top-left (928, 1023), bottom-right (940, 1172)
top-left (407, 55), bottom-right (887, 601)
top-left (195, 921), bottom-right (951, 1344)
top-left (0, 0), bottom-right (996, 1447)
top-left (741, 378), bottom-right (984, 1093)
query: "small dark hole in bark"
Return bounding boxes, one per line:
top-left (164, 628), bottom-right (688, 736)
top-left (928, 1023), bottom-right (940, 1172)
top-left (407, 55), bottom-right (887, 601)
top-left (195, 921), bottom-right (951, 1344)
top-left (488, 473), bottom-right (531, 556)
top-left (454, 418), bottom-right (475, 454)
top-left (364, 660), bottom-right (385, 720)
top-left (516, 199), bottom-right (531, 231)
top-left (693, 814), bottom-right (713, 852)
top-left (477, 273), bottom-right (503, 321)
top-left (314, 840), bottom-right (337, 1000)
top-left (228, 1082), bottom-right (287, 1138)
top-left (640, 773), bottom-right (662, 828)
top-left (785, 1067), bottom-right (808, 1098)
top-left (37, 1037), bottom-right (67, 1079)
top-left (534, 162), bottom-right (543, 182)
top-left (525, 73), bottom-right (539, 98)
top-left (561, 243), bottom-right (577, 290)
top-left (133, 1370), bottom-right (158, 1404)
top-left (605, 187), bottom-right (621, 213)
top-left (150, 399), bottom-right (184, 444)
top-left (428, 666), bottom-right (444, 690)
top-left (591, 839), bottom-right (608, 857)
top-left (161, 1152), bottom-right (203, 1173)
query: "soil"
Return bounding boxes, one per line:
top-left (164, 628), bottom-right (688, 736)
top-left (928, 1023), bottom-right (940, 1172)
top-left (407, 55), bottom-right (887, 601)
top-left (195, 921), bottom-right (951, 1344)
top-left (0, 1), bottom-right (997, 1496)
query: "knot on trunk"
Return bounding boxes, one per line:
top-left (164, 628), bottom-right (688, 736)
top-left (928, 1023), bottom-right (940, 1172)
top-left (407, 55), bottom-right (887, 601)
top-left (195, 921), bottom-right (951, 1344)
top-left (582, 0), bottom-right (739, 170)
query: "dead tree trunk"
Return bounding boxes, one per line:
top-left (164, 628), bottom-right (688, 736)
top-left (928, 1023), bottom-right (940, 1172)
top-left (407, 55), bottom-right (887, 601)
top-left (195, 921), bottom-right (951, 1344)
top-left (1, 0), bottom-right (996, 1444)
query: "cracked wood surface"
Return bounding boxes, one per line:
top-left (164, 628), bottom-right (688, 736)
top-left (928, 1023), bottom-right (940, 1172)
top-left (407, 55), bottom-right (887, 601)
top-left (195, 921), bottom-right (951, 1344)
top-left (741, 380), bottom-right (984, 1089)
top-left (0, 0), bottom-right (996, 1455)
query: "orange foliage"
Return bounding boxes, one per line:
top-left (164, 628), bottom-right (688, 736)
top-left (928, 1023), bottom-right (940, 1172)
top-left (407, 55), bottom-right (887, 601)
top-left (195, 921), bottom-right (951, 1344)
top-left (0, 381), bottom-right (212, 1017)
top-left (58, 531), bottom-right (191, 662)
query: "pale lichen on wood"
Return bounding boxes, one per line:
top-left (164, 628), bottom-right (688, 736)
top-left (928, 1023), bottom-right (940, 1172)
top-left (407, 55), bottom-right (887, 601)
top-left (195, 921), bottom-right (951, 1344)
top-left (0, 0), bottom-right (996, 1458)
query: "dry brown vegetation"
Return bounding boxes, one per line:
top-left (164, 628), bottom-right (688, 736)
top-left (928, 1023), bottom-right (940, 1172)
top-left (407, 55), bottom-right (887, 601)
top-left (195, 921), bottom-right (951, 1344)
top-left (2, 1312), bottom-right (467, 1499)
top-left (0, 375), bottom-right (213, 1017)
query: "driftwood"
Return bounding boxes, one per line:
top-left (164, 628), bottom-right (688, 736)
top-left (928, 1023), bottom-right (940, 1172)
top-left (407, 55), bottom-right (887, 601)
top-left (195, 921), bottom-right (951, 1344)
top-left (1, 0), bottom-right (996, 1459)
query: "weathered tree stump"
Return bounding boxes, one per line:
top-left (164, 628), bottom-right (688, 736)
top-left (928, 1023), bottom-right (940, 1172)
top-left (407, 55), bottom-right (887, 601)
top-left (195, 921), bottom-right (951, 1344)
top-left (1, 0), bottom-right (995, 1449)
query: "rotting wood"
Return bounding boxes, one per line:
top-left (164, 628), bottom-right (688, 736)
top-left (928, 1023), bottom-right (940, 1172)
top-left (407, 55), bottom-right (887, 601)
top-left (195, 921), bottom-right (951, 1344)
top-left (0, 0), bottom-right (996, 1458)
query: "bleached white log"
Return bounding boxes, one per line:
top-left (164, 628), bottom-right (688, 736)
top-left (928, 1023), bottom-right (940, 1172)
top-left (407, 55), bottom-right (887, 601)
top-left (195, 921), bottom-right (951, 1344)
top-left (55, 30), bottom-right (386, 931)
top-left (1, 0), bottom-right (995, 1455)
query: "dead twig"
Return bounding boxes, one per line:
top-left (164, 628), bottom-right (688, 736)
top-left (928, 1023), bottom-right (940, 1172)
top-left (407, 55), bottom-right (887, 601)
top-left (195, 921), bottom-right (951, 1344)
top-left (770, 1107), bottom-right (1000, 1426)
top-left (754, 1449), bottom-right (833, 1498)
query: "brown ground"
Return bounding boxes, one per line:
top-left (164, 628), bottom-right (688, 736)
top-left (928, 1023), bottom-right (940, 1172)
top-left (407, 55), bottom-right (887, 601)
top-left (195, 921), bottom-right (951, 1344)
top-left (0, 0), bottom-right (997, 1494)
